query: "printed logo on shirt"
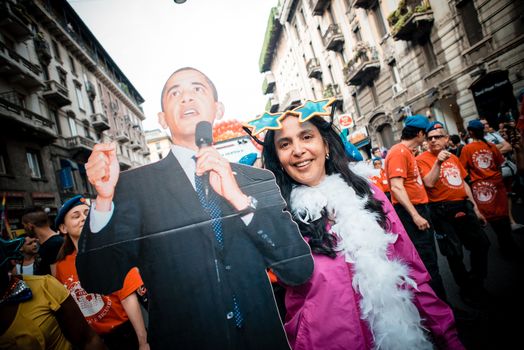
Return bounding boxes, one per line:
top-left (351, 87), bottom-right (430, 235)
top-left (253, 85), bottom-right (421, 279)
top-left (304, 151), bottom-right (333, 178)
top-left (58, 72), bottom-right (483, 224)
top-left (65, 277), bottom-right (112, 324)
top-left (472, 150), bottom-right (493, 169)
top-left (472, 181), bottom-right (497, 204)
top-left (440, 162), bottom-right (463, 188)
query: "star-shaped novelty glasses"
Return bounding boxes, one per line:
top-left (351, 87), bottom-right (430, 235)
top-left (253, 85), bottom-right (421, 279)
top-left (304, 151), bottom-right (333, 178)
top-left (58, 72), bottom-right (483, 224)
top-left (244, 98), bottom-right (335, 136)
top-left (0, 237), bottom-right (24, 267)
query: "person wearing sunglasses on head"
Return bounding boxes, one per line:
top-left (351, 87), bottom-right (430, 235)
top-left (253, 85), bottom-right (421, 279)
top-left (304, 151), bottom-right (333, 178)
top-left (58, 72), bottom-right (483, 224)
top-left (416, 121), bottom-right (490, 308)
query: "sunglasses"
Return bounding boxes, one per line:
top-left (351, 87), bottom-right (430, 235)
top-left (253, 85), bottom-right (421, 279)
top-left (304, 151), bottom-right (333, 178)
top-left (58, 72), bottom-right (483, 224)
top-left (427, 135), bottom-right (446, 141)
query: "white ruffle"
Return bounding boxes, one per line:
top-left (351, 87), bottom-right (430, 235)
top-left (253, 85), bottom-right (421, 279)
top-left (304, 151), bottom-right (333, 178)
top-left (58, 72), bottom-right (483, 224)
top-left (290, 174), bottom-right (432, 350)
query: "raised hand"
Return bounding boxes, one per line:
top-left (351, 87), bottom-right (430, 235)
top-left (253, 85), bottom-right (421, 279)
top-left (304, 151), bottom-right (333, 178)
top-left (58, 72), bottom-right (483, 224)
top-left (85, 143), bottom-right (120, 211)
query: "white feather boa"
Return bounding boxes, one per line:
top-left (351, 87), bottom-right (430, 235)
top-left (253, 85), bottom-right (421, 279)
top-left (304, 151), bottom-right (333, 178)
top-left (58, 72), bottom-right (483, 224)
top-left (290, 174), bottom-right (433, 350)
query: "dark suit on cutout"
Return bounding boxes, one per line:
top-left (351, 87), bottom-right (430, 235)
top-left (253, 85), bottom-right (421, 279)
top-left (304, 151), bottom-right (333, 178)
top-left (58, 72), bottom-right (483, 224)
top-left (76, 151), bottom-right (313, 350)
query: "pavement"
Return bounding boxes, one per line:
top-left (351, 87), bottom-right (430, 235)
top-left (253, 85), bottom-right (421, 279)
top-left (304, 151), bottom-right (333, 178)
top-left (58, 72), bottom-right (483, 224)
top-left (438, 198), bottom-right (524, 349)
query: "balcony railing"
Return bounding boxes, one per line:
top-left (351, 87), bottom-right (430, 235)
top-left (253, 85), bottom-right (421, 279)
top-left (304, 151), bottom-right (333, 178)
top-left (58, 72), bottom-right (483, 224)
top-left (343, 44), bottom-right (380, 86)
top-left (323, 84), bottom-right (341, 99)
top-left (115, 130), bottom-right (130, 143)
top-left (0, 41), bottom-right (43, 89)
top-left (306, 58), bottom-right (322, 79)
top-left (91, 113), bottom-right (110, 132)
top-left (388, 0), bottom-right (433, 42)
top-left (42, 80), bottom-right (71, 107)
top-left (65, 135), bottom-right (96, 152)
top-left (0, 0), bottom-right (32, 41)
top-left (0, 95), bottom-right (55, 139)
top-left (262, 73), bottom-right (276, 94)
top-left (323, 24), bottom-right (344, 52)
top-left (309, 0), bottom-right (330, 16)
top-left (141, 146), bottom-right (151, 157)
top-left (265, 97), bottom-right (279, 113)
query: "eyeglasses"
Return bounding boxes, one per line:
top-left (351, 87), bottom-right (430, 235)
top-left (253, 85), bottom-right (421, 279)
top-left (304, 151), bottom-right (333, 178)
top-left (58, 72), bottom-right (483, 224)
top-left (427, 135), bottom-right (446, 141)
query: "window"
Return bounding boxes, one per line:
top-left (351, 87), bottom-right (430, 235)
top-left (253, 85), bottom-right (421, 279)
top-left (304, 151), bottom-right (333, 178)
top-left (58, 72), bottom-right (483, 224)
top-left (68, 117), bottom-right (78, 136)
top-left (75, 84), bottom-right (85, 110)
top-left (88, 98), bottom-right (96, 114)
top-left (69, 56), bottom-right (77, 75)
top-left (26, 150), bottom-right (43, 178)
top-left (158, 152), bottom-right (163, 160)
top-left (52, 40), bottom-right (61, 62)
top-left (353, 26), bottom-right (363, 42)
top-left (57, 68), bottom-right (67, 87)
top-left (371, 3), bottom-right (388, 38)
top-left (352, 92), bottom-right (362, 118)
top-left (422, 41), bottom-right (438, 71)
top-left (370, 83), bottom-right (379, 107)
top-left (457, 0), bottom-right (483, 46)
top-left (50, 109), bottom-right (61, 134)
top-left (155, 142), bottom-right (161, 151)
top-left (390, 61), bottom-right (402, 85)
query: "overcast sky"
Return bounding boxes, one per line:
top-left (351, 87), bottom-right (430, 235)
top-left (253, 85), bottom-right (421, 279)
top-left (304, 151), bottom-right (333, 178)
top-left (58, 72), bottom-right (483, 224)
top-left (68, 0), bottom-right (275, 131)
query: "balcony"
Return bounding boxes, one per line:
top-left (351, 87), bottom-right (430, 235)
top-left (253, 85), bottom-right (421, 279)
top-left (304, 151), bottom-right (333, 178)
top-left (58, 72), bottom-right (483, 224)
top-left (344, 43), bottom-right (380, 86)
top-left (306, 58), bottom-right (322, 79)
top-left (323, 24), bottom-right (345, 52)
top-left (265, 97), bottom-right (279, 113)
top-left (91, 113), bottom-right (110, 132)
top-left (119, 154), bottom-right (132, 170)
top-left (354, 0), bottom-right (377, 10)
top-left (130, 140), bottom-right (142, 151)
top-left (42, 80), bottom-right (71, 107)
top-left (388, 1), bottom-right (434, 42)
top-left (0, 94), bottom-right (56, 141)
top-left (141, 146), bottom-right (151, 157)
top-left (65, 135), bottom-right (96, 153)
top-left (33, 33), bottom-right (51, 67)
top-left (262, 73), bottom-right (276, 94)
top-left (115, 130), bottom-right (130, 143)
top-left (0, 1), bottom-right (32, 42)
top-left (310, 0), bottom-right (330, 16)
top-left (323, 84), bottom-right (343, 108)
top-left (0, 41), bottom-right (43, 89)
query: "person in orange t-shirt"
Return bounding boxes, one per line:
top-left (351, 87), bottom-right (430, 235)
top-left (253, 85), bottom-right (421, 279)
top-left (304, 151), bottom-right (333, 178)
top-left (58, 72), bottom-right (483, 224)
top-left (460, 120), bottom-right (520, 258)
top-left (417, 122), bottom-right (490, 307)
top-left (370, 158), bottom-right (391, 201)
top-left (385, 115), bottom-right (446, 301)
top-left (53, 196), bottom-right (149, 350)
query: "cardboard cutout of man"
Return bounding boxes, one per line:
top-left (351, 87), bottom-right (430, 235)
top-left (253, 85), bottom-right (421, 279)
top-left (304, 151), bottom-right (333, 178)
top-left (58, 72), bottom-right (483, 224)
top-left (76, 67), bottom-right (313, 350)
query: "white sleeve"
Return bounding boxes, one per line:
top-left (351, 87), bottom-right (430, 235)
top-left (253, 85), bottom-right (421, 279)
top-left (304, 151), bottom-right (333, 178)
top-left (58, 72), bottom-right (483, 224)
top-left (89, 202), bottom-right (115, 233)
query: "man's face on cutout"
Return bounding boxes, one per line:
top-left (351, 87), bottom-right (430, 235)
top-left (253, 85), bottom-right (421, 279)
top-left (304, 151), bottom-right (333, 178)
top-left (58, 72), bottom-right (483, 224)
top-left (158, 69), bottom-right (223, 145)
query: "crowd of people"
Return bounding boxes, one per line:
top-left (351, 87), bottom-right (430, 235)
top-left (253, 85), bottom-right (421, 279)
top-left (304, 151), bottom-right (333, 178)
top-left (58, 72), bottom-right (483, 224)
top-left (1, 66), bottom-right (523, 349)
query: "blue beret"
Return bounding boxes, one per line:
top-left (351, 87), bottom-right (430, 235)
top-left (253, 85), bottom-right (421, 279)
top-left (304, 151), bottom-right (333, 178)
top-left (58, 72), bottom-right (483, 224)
top-left (467, 119), bottom-right (484, 130)
top-left (426, 121), bottom-right (444, 133)
top-left (404, 114), bottom-right (430, 130)
top-left (55, 195), bottom-right (88, 228)
top-left (238, 153), bottom-right (258, 166)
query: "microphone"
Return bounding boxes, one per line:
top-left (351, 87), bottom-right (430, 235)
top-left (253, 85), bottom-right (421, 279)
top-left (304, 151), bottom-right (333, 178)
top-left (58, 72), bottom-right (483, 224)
top-left (195, 121), bottom-right (213, 198)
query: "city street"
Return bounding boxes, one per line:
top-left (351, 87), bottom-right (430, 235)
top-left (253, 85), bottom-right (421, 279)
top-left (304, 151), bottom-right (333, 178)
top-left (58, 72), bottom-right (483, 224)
top-left (439, 200), bottom-right (524, 349)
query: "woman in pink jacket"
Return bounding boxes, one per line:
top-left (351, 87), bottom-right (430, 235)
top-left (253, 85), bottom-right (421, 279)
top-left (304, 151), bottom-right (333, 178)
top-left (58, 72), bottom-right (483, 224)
top-left (257, 104), bottom-right (463, 350)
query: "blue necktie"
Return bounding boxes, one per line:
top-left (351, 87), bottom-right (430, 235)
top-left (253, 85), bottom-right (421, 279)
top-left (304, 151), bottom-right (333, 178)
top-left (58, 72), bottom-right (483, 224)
top-left (194, 174), bottom-right (224, 248)
top-left (194, 173), bottom-right (243, 328)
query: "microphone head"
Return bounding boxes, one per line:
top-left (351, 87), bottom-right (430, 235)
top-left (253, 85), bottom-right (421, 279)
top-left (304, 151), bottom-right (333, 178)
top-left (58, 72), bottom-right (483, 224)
top-left (195, 121), bottom-right (213, 148)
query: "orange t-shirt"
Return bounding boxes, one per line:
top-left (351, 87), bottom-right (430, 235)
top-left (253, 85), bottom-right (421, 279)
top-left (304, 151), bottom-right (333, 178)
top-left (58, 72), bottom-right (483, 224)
top-left (459, 141), bottom-right (504, 183)
top-left (55, 252), bottom-right (143, 334)
top-left (416, 151), bottom-right (468, 203)
top-left (385, 143), bottom-right (428, 205)
top-left (370, 169), bottom-right (390, 193)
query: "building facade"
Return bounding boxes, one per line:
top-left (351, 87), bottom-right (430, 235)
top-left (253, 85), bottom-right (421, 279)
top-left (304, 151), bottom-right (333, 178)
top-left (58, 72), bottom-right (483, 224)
top-left (1, 0), bottom-right (148, 233)
top-left (145, 129), bottom-right (172, 163)
top-left (259, 0), bottom-right (523, 157)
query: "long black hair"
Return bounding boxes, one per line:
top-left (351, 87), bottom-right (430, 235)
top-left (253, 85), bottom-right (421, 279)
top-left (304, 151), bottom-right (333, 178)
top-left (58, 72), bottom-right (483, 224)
top-left (262, 116), bottom-right (389, 258)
